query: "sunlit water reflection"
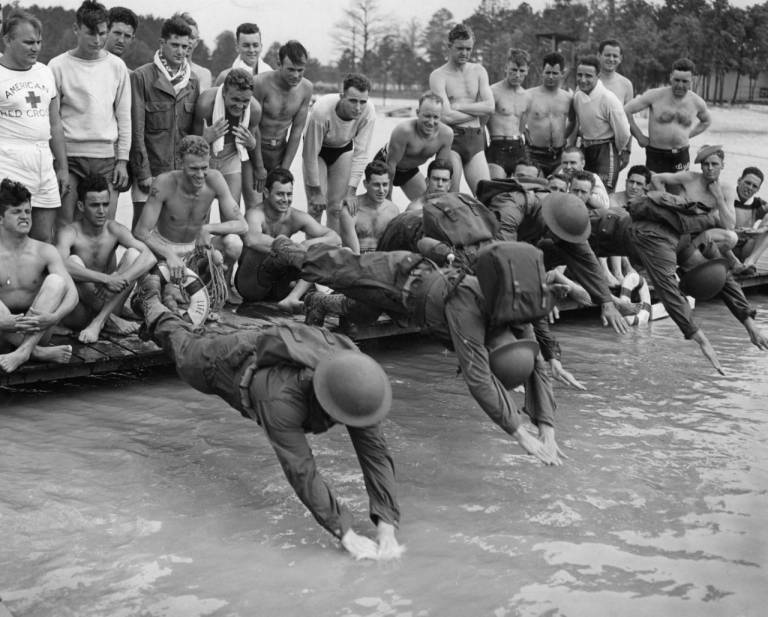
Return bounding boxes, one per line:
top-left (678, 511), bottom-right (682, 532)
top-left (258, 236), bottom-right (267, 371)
top-left (2, 296), bottom-right (767, 617)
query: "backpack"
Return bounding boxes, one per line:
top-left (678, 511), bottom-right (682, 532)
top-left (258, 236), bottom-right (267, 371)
top-left (251, 323), bottom-right (358, 371)
top-left (422, 192), bottom-right (500, 248)
top-left (474, 241), bottom-right (554, 327)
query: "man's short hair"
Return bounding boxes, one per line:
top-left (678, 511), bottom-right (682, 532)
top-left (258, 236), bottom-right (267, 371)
top-left (448, 23), bottom-right (473, 43)
top-left (542, 52), bottom-right (565, 71)
top-left (76, 1), bottom-right (108, 29)
top-left (428, 158), bottom-right (454, 178)
top-left (364, 160), bottom-right (389, 182)
top-left (279, 40), bottom-right (308, 65)
top-left (571, 170), bottom-right (595, 189)
top-left (236, 23), bottom-right (261, 40)
top-left (178, 135), bottom-right (210, 159)
top-left (598, 39), bottom-right (622, 54)
top-left (562, 145), bottom-right (585, 160)
top-left (0, 178), bottom-right (32, 215)
top-left (577, 55), bottom-right (601, 73)
top-left (342, 73), bottom-right (371, 93)
top-left (224, 68), bottom-right (254, 93)
top-left (418, 90), bottom-right (443, 108)
top-left (77, 174), bottom-right (110, 203)
top-left (672, 57), bottom-right (695, 73)
top-left (507, 48), bottom-right (530, 65)
top-left (161, 16), bottom-right (192, 40)
top-left (2, 9), bottom-right (42, 38)
top-left (177, 12), bottom-right (198, 30)
top-left (627, 165), bottom-right (651, 185)
top-left (107, 7), bottom-right (138, 31)
top-left (265, 167), bottom-right (294, 190)
top-left (740, 167), bottom-right (765, 183)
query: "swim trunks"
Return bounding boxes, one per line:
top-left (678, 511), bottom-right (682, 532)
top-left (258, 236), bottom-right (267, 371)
top-left (150, 230), bottom-right (196, 260)
top-left (210, 141), bottom-right (241, 176)
top-left (373, 146), bottom-right (420, 186)
top-left (486, 137), bottom-right (526, 176)
top-left (645, 145), bottom-right (690, 173)
top-left (0, 142), bottom-right (61, 209)
top-left (582, 139), bottom-right (620, 192)
top-left (451, 127), bottom-right (485, 165)
top-left (261, 136), bottom-right (288, 172)
top-left (68, 156), bottom-right (117, 187)
top-left (319, 141), bottom-right (353, 168)
top-left (525, 145), bottom-right (564, 177)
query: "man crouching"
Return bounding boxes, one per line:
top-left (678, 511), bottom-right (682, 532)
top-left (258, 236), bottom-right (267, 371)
top-left (0, 179), bottom-right (78, 373)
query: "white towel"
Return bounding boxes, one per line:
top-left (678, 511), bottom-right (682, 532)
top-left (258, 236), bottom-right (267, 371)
top-left (231, 55), bottom-right (273, 75)
top-left (211, 85), bottom-right (251, 162)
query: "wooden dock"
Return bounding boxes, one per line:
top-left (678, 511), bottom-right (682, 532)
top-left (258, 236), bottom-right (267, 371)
top-left (2, 271), bottom-right (767, 389)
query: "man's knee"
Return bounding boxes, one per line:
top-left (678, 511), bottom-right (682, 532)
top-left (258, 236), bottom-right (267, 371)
top-left (122, 247), bottom-right (141, 265)
top-left (220, 233), bottom-right (243, 260)
top-left (41, 273), bottom-right (66, 294)
top-left (68, 254), bottom-right (86, 267)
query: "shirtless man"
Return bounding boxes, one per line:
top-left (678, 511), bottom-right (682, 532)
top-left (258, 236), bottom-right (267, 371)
top-left (374, 91), bottom-right (453, 201)
top-left (610, 165), bottom-right (650, 209)
top-left (406, 158), bottom-right (453, 212)
top-left (134, 135), bottom-right (247, 282)
top-left (522, 52), bottom-right (575, 177)
top-left (625, 58), bottom-right (711, 173)
top-left (0, 179), bottom-right (77, 373)
top-left (194, 68), bottom-right (264, 205)
top-left (487, 48), bottom-right (530, 179)
top-left (650, 144), bottom-right (744, 272)
top-left (250, 40), bottom-right (313, 205)
top-left (302, 73), bottom-right (375, 234)
top-left (235, 167), bottom-right (340, 311)
top-left (57, 174), bottom-right (155, 343)
top-left (598, 39), bottom-right (640, 156)
top-left (340, 160), bottom-right (399, 254)
top-left (429, 23), bottom-right (494, 194)
top-left (733, 167), bottom-right (768, 270)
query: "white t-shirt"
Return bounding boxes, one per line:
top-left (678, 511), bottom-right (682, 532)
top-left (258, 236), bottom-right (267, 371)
top-left (0, 62), bottom-right (57, 142)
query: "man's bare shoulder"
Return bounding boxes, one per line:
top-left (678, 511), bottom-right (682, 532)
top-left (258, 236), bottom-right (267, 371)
top-left (245, 204), bottom-right (267, 225)
top-left (198, 87), bottom-right (217, 107)
top-left (688, 91), bottom-right (709, 109)
top-left (106, 220), bottom-right (135, 239)
top-left (391, 119), bottom-right (417, 140)
top-left (430, 63), bottom-right (451, 78)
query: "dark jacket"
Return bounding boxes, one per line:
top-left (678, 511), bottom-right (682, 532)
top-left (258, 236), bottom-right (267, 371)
top-left (129, 62), bottom-right (199, 180)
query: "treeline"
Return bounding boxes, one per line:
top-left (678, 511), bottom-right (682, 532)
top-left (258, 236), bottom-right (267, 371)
top-left (16, 0), bottom-right (768, 103)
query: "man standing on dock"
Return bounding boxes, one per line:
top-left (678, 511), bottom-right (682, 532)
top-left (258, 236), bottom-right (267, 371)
top-left (0, 179), bottom-right (78, 373)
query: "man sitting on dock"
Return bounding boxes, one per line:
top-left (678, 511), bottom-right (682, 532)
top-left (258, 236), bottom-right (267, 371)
top-left (235, 167), bottom-right (340, 311)
top-left (733, 167), bottom-right (768, 272)
top-left (340, 160), bottom-right (399, 254)
top-left (132, 274), bottom-right (403, 561)
top-left (56, 174), bottom-right (156, 343)
top-left (405, 158), bottom-right (454, 212)
top-left (0, 179), bottom-right (78, 373)
top-left (374, 91), bottom-right (453, 201)
top-left (134, 135), bottom-right (247, 283)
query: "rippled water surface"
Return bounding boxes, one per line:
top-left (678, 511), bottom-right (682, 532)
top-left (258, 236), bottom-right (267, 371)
top-left (2, 296), bottom-right (768, 617)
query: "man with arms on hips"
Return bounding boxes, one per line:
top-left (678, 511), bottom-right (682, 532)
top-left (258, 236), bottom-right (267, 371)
top-left (0, 10), bottom-right (68, 243)
top-left (487, 48), bottom-right (531, 179)
top-left (625, 58), bottom-right (711, 173)
top-left (374, 91), bottom-right (453, 201)
top-left (572, 55), bottom-right (630, 192)
top-left (405, 158), bottom-right (454, 212)
top-left (134, 136), bottom-right (247, 282)
top-left (194, 68), bottom-right (264, 205)
top-left (49, 0), bottom-right (131, 228)
top-left (178, 12), bottom-right (212, 90)
top-left (130, 16), bottom-right (199, 230)
top-left (521, 52), bottom-right (575, 177)
top-left (104, 6), bottom-right (138, 60)
top-left (429, 23), bottom-right (493, 194)
top-left (302, 73), bottom-right (376, 234)
top-left (250, 40), bottom-right (313, 204)
top-left (0, 179), bottom-right (77, 373)
top-left (56, 174), bottom-right (155, 343)
top-left (340, 160), bottom-right (400, 254)
top-left (236, 167), bottom-right (340, 312)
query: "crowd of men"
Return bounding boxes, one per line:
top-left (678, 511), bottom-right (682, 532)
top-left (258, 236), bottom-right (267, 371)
top-left (2, 3), bottom-right (768, 561)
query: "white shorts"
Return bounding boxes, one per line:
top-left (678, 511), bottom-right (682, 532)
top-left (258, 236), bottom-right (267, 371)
top-left (0, 142), bottom-right (61, 209)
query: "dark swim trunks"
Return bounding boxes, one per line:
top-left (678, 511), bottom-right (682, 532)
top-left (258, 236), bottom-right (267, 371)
top-left (373, 146), bottom-right (420, 186)
top-left (261, 137), bottom-right (288, 172)
top-left (645, 145), bottom-right (690, 173)
top-left (582, 140), bottom-right (619, 192)
top-left (486, 137), bottom-right (526, 176)
top-left (525, 145), bottom-right (564, 177)
top-left (451, 127), bottom-right (485, 164)
top-left (319, 141), bottom-right (353, 167)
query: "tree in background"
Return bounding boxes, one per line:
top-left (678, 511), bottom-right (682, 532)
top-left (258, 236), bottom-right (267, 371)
top-left (333, 0), bottom-right (390, 74)
top-left (210, 30), bottom-right (237, 77)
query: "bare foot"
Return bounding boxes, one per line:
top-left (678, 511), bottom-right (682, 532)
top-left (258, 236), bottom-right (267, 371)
top-left (31, 345), bottom-right (72, 364)
top-left (105, 314), bottom-right (140, 336)
top-left (276, 298), bottom-right (304, 314)
top-left (51, 325), bottom-right (75, 337)
top-left (0, 348), bottom-right (31, 373)
top-left (78, 322), bottom-right (103, 343)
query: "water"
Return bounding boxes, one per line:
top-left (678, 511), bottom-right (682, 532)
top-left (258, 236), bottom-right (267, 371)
top-left (2, 297), bottom-right (768, 616)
